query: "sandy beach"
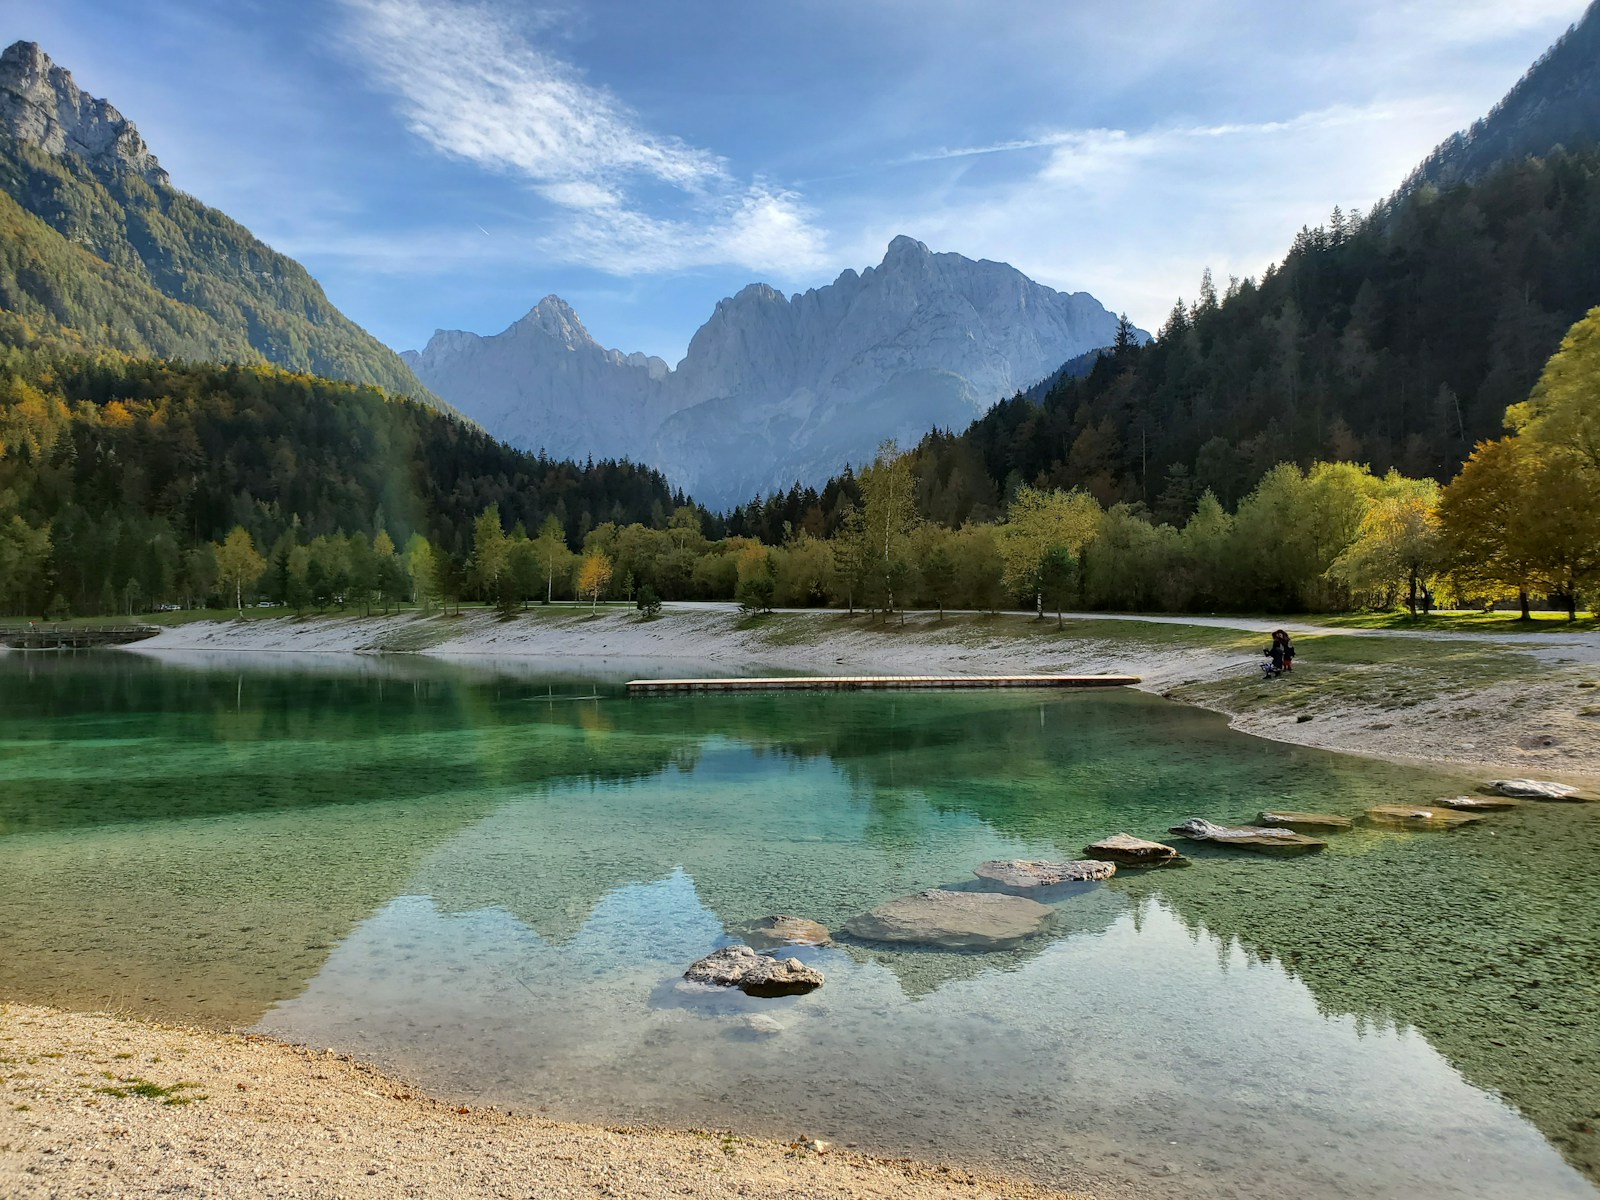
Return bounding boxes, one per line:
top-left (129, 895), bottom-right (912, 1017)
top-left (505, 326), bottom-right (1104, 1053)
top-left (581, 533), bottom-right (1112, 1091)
top-left (0, 1004), bottom-right (1099, 1200)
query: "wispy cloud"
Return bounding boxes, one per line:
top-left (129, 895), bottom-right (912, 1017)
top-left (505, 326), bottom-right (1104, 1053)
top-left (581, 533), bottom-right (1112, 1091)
top-left (337, 0), bottom-right (827, 275)
top-left (902, 106), bottom-right (1416, 169)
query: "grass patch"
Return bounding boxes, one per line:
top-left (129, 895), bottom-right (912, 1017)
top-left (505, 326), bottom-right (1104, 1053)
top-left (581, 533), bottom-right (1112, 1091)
top-left (1318, 610), bottom-right (1600, 634)
top-left (93, 1076), bottom-right (205, 1105)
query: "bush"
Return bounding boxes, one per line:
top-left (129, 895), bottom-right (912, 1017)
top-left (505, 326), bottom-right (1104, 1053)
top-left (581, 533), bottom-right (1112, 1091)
top-left (636, 584), bottom-right (662, 619)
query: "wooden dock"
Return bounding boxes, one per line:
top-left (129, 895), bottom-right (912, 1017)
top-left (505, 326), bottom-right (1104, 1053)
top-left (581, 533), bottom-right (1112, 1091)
top-left (0, 624), bottom-right (162, 650)
top-left (626, 673), bottom-right (1140, 694)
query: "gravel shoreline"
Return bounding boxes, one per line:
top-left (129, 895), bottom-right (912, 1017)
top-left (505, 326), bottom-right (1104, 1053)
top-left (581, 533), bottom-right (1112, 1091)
top-left (0, 1004), bottom-right (1102, 1200)
top-left (122, 605), bottom-right (1600, 781)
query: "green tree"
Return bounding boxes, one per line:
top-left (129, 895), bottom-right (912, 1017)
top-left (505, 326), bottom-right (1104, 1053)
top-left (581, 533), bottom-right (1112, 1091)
top-left (858, 441), bottom-right (918, 617)
top-left (472, 504), bottom-right (510, 603)
top-left (1327, 479), bottom-right (1443, 614)
top-left (998, 486), bottom-right (1101, 614)
top-left (403, 534), bottom-right (441, 612)
top-left (213, 526), bottom-right (266, 615)
top-left (532, 515), bottom-right (572, 604)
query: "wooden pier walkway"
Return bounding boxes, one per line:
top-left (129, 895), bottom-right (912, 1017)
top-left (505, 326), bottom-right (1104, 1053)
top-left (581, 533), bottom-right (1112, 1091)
top-left (627, 673), bottom-right (1140, 694)
top-left (0, 624), bottom-right (161, 650)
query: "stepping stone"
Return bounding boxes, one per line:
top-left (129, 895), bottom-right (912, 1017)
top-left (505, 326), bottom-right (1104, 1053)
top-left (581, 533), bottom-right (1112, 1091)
top-left (1365, 805), bottom-right (1484, 830)
top-left (1432, 795), bottom-right (1521, 811)
top-left (1082, 833), bottom-right (1189, 869)
top-left (842, 889), bottom-right (1053, 950)
top-left (974, 859), bottom-right (1116, 891)
top-left (734, 915), bottom-right (833, 948)
top-left (683, 945), bottom-right (824, 997)
top-left (1258, 810), bottom-right (1353, 832)
top-left (1169, 818), bottom-right (1327, 855)
top-left (1487, 779), bottom-right (1585, 801)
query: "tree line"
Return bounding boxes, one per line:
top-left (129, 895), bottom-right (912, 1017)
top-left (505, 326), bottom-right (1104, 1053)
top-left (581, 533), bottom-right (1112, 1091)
top-left (0, 344), bottom-right (710, 617)
top-left (2, 310), bottom-right (1594, 624)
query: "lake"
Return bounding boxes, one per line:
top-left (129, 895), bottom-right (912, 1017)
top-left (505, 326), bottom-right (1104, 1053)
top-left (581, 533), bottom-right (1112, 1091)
top-left (1, 650), bottom-right (1596, 1199)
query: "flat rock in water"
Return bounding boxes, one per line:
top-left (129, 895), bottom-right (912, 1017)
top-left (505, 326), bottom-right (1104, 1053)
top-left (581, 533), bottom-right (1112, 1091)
top-left (683, 945), bottom-right (824, 997)
top-left (1365, 804), bottom-right (1484, 830)
top-left (1082, 832), bottom-right (1189, 868)
top-left (974, 859), bottom-right (1116, 890)
top-left (1488, 779), bottom-right (1585, 801)
top-left (842, 889), bottom-right (1053, 950)
top-left (1258, 810), bottom-right (1353, 831)
top-left (1169, 818), bottom-right (1327, 856)
top-left (1433, 794), bottom-right (1521, 811)
top-left (734, 915), bottom-right (833, 948)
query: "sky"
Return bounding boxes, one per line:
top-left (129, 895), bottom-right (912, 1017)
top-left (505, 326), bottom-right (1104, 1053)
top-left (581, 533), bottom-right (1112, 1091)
top-left (5, 0), bottom-right (1590, 362)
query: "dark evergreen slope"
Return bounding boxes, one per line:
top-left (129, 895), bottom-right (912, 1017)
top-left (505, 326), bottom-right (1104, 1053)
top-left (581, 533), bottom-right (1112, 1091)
top-left (1406, 1), bottom-right (1600, 192)
top-left (0, 41), bottom-right (444, 409)
top-left (909, 146), bottom-right (1600, 519)
top-left (777, 13), bottom-right (1600, 524)
top-left (0, 338), bottom-right (692, 614)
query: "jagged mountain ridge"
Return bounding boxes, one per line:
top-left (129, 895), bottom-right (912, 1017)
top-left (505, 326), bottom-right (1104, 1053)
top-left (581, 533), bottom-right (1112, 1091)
top-left (1404, 0), bottom-right (1600, 193)
top-left (0, 41), bottom-right (448, 410)
top-left (407, 236), bottom-right (1140, 508)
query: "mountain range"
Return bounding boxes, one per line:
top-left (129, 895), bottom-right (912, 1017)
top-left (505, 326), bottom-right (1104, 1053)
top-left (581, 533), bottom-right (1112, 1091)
top-left (404, 239), bottom-right (1141, 510)
top-left (0, 41), bottom-right (444, 408)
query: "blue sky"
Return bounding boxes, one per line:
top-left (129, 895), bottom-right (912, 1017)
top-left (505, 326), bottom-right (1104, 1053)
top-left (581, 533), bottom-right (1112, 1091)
top-left (6, 0), bottom-right (1588, 361)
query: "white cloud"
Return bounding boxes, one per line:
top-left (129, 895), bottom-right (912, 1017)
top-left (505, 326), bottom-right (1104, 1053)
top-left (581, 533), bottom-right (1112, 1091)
top-left (337, 0), bottom-right (827, 275)
top-left (852, 95), bottom-right (1467, 331)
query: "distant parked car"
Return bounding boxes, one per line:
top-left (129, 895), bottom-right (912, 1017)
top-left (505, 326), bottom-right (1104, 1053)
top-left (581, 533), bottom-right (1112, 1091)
top-left (155, 603), bottom-right (181, 612)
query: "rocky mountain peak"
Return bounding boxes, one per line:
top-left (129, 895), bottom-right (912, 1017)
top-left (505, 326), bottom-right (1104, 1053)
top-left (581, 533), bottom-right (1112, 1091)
top-left (514, 294), bottom-right (596, 348)
top-left (0, 41), bottom-right (168, 185)
top-left (882, 234), bottom-right (932, 266)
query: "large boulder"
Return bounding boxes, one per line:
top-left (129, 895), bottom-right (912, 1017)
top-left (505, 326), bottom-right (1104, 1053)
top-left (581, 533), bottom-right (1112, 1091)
top-left (1364, 805), bottom-right (1484, 831)
top-left (683, 945), bottom-right (824, 998)
top-left (842, 889), bottom-right (1053, 950)
top-left (1169, 818), bottom-right (1327, 856)
top-left (1258, 810), bottom-right (1352, 832)
top-left (974, 859), bottom-right (1116, 891)
top-left (1488, 779), bottom-right (1585, 801)
top-left (734, 915), bottom-right (833, 949)
top-left (1082, 833), bottom-right (1189, 868)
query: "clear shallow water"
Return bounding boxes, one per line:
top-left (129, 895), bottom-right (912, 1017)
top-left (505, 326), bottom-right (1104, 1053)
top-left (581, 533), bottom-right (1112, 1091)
top-left (1, 651), bottom-right (1597, 1199)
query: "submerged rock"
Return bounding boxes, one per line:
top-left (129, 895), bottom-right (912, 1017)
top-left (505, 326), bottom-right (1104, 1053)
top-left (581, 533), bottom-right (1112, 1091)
top-left (731, 1014), bottom-right (785, 1038)
top-left (683, 945), bottom-right (824, 998)
top-left (1169, 818), bottom-right (1327, 855)
top-left (1365, 805), bottom-right (1484, 830)
top-left (1489, 779), bottom-right (1584, 801)
top-left (1258, 810), bottom-right (1353, 832)
top-left (974, 859), bottom-right (1116, 890)
top-left (1082, 833), bottom-right (1189, 868)
top-left (842, 888), bottom-right (1053, 950)
top-left (1433, 794), bottom-right (1522, 811)
top-left (734, 915), bottom-right (833, 948)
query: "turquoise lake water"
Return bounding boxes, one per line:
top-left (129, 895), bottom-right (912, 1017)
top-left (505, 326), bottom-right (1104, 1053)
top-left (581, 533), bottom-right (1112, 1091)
top-left (1, 650), bottom-right (1596, 1199)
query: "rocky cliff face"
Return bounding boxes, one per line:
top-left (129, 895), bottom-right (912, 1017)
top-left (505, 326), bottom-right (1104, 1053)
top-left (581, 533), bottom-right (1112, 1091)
top-left (402, 297), bottom-right (672, 463)
top-left (0, 41), bottom-right (168, 185)
top-left (409, 237), bottom-right (1140, 508)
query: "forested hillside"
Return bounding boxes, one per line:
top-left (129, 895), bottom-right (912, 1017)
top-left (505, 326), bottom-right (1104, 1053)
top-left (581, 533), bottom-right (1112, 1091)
top-left (0, 339), bottom-right (695, 617)
top-left (0, 41), bottom-right (445, 409)
top-left (1406, 0), bottom-right (1600, 192)
top-left (881, 144), bottom-right (1600, 524)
